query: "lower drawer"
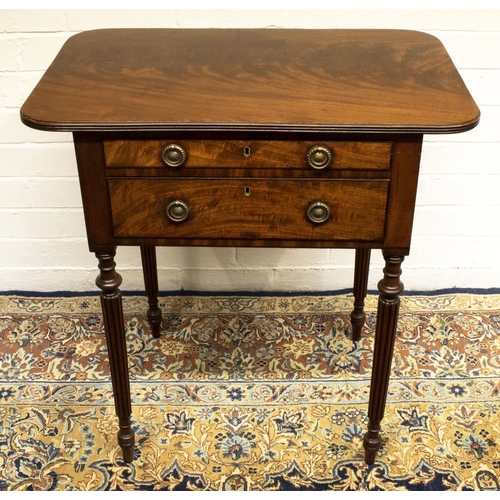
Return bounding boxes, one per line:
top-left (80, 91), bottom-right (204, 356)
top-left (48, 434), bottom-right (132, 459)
top-left (108, 178), bottom-right (388, 241)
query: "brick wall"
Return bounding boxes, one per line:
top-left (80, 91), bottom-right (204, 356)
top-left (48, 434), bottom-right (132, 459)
top-left (1, 9), bottom-right (499, 292)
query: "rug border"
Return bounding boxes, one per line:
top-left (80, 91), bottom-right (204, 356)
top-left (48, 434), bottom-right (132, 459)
top-left (1, 287), bottom-right (500, 298)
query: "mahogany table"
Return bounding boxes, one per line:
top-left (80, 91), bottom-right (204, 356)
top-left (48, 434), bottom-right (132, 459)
top-left (21, 29), bottom-right (479, 464)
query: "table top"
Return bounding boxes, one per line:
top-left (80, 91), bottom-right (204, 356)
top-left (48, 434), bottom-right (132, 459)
top-left (21, 29), bottom-right (479, 135)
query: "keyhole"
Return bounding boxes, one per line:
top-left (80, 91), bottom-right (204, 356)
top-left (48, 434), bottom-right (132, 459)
top-left (244, 186), bottom-right (251, 197)
top-left (243, 146), bottom-right (251, 157)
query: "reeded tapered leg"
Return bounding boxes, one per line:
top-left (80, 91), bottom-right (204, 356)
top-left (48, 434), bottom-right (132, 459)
top-left (96, 250), bottom-right (135, 463)
top-left (364, 252), bottom-right (404, 465)
top-left (140, 246), bottom-right (162, 338)
top-left (351, 248), bottom-right (371, 341)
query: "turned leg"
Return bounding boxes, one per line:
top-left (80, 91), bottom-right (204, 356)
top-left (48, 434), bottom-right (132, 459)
top-left (351, 248), bottom-right (371, 341)
top-left (140, 246), bottom-right (162, 339)
top-left (96, 250), bottom-right (135, 463)
top-left (363, 252), bottom-right (404, 465)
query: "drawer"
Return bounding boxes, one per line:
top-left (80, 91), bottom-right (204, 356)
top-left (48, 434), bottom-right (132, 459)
top-left (109, 178), bottom-right (388, 241)
top-left (104, 140), bottom-right (392, 171)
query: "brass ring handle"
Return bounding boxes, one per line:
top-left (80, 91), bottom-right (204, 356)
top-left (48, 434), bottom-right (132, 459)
top-left (306, 145), bottom-right (333, 170)
top-left (161, 144), bottom-right (187, 167)
top-left (166, 200), bottom-right (190, 222)
top-left (306, 201), bottom-right (330, 224)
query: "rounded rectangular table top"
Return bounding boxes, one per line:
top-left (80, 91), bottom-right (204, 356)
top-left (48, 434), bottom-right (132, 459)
top-left (21, 29), bottom-right (480, 134)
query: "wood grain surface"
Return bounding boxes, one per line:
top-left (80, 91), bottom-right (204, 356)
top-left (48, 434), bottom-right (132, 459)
top-left (108, 178), bottom-right (388, 241)
top-left (21, 29), bottom-right (479, 134)
top-left (104, 140), bottom-right (392, 170)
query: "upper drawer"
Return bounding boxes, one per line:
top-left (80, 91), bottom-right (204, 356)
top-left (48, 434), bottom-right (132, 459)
top-left (103, 140), bottom-right (392, 171)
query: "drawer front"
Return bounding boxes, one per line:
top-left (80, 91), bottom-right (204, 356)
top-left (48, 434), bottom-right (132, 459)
top-left (109, 178), bottom-right (388, 241)
top-left (104, 140), bottom-right (392, 171)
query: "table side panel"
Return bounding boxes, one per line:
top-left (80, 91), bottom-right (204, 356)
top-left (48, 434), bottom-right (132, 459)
top-left (383, 135), bottom-right (423, 253)
top-left (73, 132), bottom-right (115, 252)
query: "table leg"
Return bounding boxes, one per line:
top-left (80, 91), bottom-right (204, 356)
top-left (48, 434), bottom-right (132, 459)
top-left (140, 245), bottom-right (162, 338)
top-left (95, 250), bottom-right (135, 463)
top-left (363, 252), bottom-right (404, 465)
top-left (350, 248), bottom-right (371, 341)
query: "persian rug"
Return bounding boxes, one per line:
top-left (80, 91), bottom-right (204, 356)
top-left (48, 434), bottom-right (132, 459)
top-left (0, 291), bottom-right (499, 491)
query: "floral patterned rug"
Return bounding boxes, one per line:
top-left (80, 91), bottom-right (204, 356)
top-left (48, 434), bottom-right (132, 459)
top-left (0, 292), bottom-right (499, 491)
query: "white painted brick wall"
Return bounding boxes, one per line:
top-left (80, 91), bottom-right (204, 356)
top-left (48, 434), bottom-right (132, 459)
top-left (1, 9), bottom-right (499, 292)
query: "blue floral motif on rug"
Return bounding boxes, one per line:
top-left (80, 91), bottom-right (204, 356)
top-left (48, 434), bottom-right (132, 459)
top-left (0, 293), bottom-right (499, 490)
